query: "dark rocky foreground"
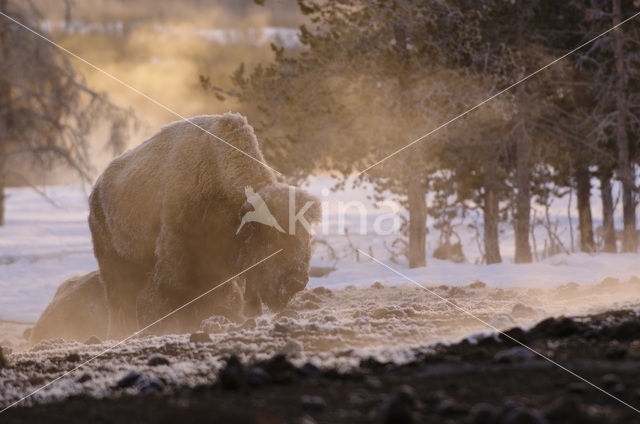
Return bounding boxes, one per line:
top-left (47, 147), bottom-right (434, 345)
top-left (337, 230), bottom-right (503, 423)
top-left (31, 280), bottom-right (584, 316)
top-left (3, 308), bottom-right (640, 424)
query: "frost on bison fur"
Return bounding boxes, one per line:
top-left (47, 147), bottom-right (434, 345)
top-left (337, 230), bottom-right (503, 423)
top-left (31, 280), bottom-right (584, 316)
top-left (89, 113), bottom-right (320, 338)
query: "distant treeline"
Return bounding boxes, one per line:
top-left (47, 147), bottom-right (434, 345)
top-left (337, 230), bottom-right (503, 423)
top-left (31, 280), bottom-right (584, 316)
top-left (207, 0), bottom-right (640, 266)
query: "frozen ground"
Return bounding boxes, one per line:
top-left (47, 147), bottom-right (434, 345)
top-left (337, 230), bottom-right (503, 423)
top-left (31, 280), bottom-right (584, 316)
top-left (0, 177), bottom-right (639, 323)
top-left (2, 281), bottom-right (640, 408)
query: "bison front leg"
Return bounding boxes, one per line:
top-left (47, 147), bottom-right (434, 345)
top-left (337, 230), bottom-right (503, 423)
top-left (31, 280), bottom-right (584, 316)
top-left (98, 253), bottom-right (146, 339)
top-left (137, 229), bottom-right (197, 334)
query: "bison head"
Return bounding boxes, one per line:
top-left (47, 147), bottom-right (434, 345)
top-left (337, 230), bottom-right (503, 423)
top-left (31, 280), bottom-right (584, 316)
top-left (236, 183), bottom-right (321, 315)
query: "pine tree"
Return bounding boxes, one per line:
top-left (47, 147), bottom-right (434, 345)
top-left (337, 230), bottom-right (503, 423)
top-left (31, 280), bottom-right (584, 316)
top-left (0, 0), bottom-right (135, 225)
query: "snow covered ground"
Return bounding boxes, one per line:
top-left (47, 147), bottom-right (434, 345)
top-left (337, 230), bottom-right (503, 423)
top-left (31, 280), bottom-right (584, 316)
top-left (0, 186), bottom-right (96, 323)
top-left (41, 20), bottom-right (302, 48)
top-left (1, 177), bottom-right (639, 323)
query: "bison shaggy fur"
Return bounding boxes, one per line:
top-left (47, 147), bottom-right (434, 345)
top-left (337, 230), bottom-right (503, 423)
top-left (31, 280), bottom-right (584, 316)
top-left (89, 113), bottom-right (320, 337)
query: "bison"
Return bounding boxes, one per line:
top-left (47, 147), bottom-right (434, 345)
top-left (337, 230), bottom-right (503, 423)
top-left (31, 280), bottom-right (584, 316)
top-left (89, 113), bottom-right (320, 338)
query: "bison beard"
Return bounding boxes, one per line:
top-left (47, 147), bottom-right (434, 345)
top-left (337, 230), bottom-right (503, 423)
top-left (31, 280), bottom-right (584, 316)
top-left (88, 113), bottom-right (320, 338)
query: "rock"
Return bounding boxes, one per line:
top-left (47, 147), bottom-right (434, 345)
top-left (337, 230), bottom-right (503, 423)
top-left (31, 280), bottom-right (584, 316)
top-left (500, 327), bottom-right (528, 346)
top-left (189, 332), bottom-right (212, 343)
top-left (300, 395), bottom-right (326, 412)
top-left (298, 415), bottom-right (317, 424)
top-left (602, 373), bottom-right (621, 386)
top-left (628, 340), bottom-right (640, 358)
top-left (219, 355), bottom-right (245, 390)
top-left (605, 344), bottom-right (627, 359)
top-left (511, 303), bottom-right (536, 318)
top-left (139, 377), bottom-right (165, 393)
top-left (604, 321), bottom-right (640, 341)
top-left (294, 300), bottom-right (321, 311)
top-left (147, 354), bottom-right (170, 367)
top-left (371, 281), bottom-right (384, 289)
top-left (531, 317), bottom-right (578, 339)
top-left (468, 280), bottom-right (487, 289)
top-left (545, 397), bottom-right (590, 424)
top-left (365, 376), bottom-right (383, 389)
top-left (551, 318), bottom-right (579, 338)
top-left (531, 317), bottom-right (554, 336)
top-left (459, 346), bottom-right (492, 361)
top-left (490, 314), bottom-right (515, 330)
top-left (76, 373), bottom-right (92, 383)
top-left (566, 382), bottom-right (588, 394)
top-left (448, 287), bottom-right (466, 297)
top-left (493, 347), bottom-right (535, 364)
top-left (298, 362), bottom-right (322, 379)
top-left (260, 354), bottom-right (296, 384)
top-left (273, 321), bottom-right (295, 334)
top-left (247, 366), bottom-right (272, 387)
top-left (84, 335), bottom-right (102, 345)
top-left (360, 357), bottom-right (388, 370)
top-left (274, 309), bottom-right (300, 320)
top-left (491, 289), bottom-right (509, 300)
top-left (601, 373), bottom-right (624, 394)
top-left (30, 271), bottom-right (108, 343)
top-left (499, 404), bottom-right (548, 424)
top-left (65, 352), bottom-right (81, 363)
top-left (0, 347), bottom-right (7, 368)
top-left (558, 282), bottom-right (580, 292)
top-left (384, 385), bottom-right (418, 424)
top-left (299, 291), bottom-right (321, 303)
top-left (347, 390), bottom-right (369, 408)
top-left (598, 277), bottom-right (620, 289)
top-left (280, 339), bottom-right (303, 356)
top-left (116, 371), bottom-right (143, 389)
top-left (372, 307), bottom-right (407, 319)
top-left (311, 286), bottom-right (333, 296)
top-left (436, 398), bottom-right (466, 416)
top-left (323, 368), bottom-right (341, 380)
top-left (469, 403), bottom-right (497, 424)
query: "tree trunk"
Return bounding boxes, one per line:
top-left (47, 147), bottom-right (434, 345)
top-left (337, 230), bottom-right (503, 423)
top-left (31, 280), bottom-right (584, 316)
top-left (0, 0), bottom-right (9, 226)
top-left (575, 164), bottom-right (594, 252)
top-left (407, 168), bottom-right (427, 268)
top-left (514, 86), bottom-right (532, 263)
top-left (612, 0), bottom-right (638, 253)
top-left (599, 170), bottom-right (617, 253)
top-left (483, 168), bottom-right (501, 264)
top-left (393, 14), bottom-right (426, 268)
top-left (567, 182), bottom-right (575, 252)
top-left (512, 11), bottom-right (532, 263)
top-left (0, 154), bottom-right (4, 226)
